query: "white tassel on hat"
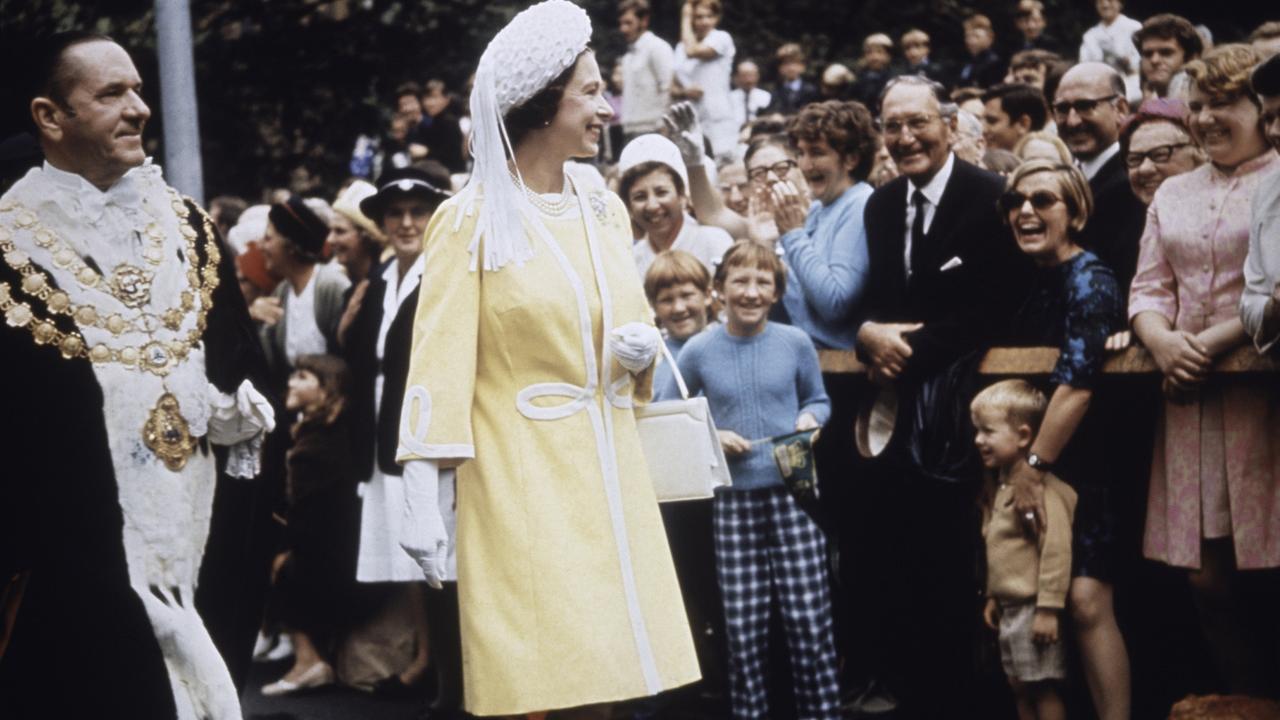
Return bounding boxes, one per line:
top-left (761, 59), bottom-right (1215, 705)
top-left (454, 0), bottom-right (593, 272)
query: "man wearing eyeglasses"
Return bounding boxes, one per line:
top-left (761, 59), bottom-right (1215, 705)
top-left (1054, 62), bottom-right (1147, 295)
top-left (852, 75), bottom-right (1032, 719)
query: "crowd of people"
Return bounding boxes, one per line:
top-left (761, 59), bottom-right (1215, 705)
top-left (4, 1), bottom-right (1280, 719)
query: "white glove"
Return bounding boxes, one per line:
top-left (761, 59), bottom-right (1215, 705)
top-left (206, 379), bottom-right (277, 444)
top-left (663, 101), bottom-right (707, 169)
top-left (398, 459), bottom-right (449, 589)
top-left (609, 322), bottom-right (662, 373)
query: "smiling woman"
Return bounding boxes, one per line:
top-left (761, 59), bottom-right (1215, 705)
top-left (619, 132), bottom-right (732, 277)
top-left (392, 1), bottom-right (700, 715)
top-left (998, 159), bottom-right (1133, 720)
top-left (1129, 43), bottom-right (1280, 694)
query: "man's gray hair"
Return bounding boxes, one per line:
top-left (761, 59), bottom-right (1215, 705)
top-left (880, 74), bottom-right (949, 108)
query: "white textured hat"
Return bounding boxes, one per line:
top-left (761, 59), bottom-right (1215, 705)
top-left (618, 134), bottom-right (690, 193)
top-left (226, 204), bottom-right (269, 255)
top-left (332, 179), bottom-right (386, 244)
top-left (456, 0), bottom-right (594, 272)
top-left (482, 0), bottom-right (592, 115)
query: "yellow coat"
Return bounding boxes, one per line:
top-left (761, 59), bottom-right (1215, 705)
top-left (398, 176), bottom-right (700, 715)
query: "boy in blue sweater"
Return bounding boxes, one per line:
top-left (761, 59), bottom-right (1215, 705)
top-left (676, 241), bottom-right (841, 719)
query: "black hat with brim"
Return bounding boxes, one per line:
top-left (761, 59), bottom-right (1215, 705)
top-left (268, 195), bottom-right (328, 258)
top-left (360, 165), bottom-right (453, 221)
top-left (1252, 53), bottom-right (1280, 98)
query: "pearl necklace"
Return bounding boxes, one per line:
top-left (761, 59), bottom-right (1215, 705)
top-left (509, 168), bottom-right (575, 217)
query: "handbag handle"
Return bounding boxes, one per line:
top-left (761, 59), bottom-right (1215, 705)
top-left (659, 338), bottom-right (691, 400)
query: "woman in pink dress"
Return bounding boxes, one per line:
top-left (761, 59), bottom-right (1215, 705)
top-left (1129, 44), bottom-right (1280, 694)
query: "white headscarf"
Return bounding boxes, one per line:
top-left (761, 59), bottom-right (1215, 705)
top-left (456, 0), bottom-right (593, 271)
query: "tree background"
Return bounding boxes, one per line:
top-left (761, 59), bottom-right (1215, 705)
top-left (0, 0), bottom-right (1271, 201)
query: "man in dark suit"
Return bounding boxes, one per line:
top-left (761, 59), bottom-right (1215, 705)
top-left (900, 29), bottom-right (950, 89)
top-left (767, 42), bottom-right (819, 115)
top-left (1054, 62), bottom-right (1147, 294)
top-left (851, 75), bottom-right (1032, 719)
top-left (957, 14), bottom-right (1007, 89)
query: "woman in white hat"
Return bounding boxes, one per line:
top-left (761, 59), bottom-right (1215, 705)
top-left (619, 133), bottom-right (733, 278)
top-left (394, 2), bottom-right (700, 716)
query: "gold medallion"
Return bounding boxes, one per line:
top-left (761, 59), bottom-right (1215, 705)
top-left (110, 264), bottom-right (152, 308)
top-left (142, 392), bottom-right (197, 471)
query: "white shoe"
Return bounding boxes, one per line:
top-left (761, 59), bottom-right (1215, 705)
top-left (264, 634), bottom-right (294, 662)
top-left (252, 631), bottom-right (275, 661)
top-left (261, 661), bottom-right (335, 696)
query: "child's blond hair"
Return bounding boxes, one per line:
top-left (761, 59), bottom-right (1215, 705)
top-left (970, 379), bottom-right (1048, 436)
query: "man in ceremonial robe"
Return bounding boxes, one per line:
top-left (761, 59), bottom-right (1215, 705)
top-left (0, 32), bottom-right (273, 719)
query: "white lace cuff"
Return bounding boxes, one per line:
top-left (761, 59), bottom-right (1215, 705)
top-left (206, 379), bottom-right (275, 479)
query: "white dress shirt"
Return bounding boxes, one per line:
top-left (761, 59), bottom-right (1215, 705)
top-left (903, 152), bottom-right (956, 279)
top-left (285, 268), bottom-right (327, 365)
top-left (1078, 141), bottom-right (1120, 182)
top-left (729, 86), bottom-right (772, 129)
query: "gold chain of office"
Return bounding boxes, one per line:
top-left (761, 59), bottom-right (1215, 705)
top-left (0, 189), bottom-right (220, 378)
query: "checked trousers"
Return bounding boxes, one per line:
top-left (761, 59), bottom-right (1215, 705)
top-left (713, 486), bottom-right (841, 720)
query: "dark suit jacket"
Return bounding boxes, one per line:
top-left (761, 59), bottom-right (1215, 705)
top-left (768, 80), bottom-right (820, 115)
top-left (957, 49), bottom-right (1006, 89)
top-left (417, 113), bottom-right (466, 174)
top-left (342, 262), bottom-right (421, 480)
top-left (1080, 152), bottom-right (1147, 298)
top-left (377, 284), bottom-right (419, 475)
top-left (859, 157), bottom-right (1034, 381)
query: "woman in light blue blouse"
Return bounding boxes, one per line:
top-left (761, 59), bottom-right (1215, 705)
top-left (766, 100), bottom-right (880, 350)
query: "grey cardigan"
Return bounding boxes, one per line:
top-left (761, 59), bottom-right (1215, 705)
top-left (259, 261), bottom-right (351, 379)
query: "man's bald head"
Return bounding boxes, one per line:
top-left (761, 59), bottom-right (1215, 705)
top-left (1054, 62), bottom-right (1129, 161)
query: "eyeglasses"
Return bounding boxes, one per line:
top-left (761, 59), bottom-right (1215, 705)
top-left (1124, 142), bottom-right (1193, 168)
top-left (998, 189), bottom-right (1063, 214)
top-left (1052, 95), bottom-right (1118, 119)
top-left (880, 114), bottom-right (940, 137)
top-left (747, 159), bottom-right (798, 183)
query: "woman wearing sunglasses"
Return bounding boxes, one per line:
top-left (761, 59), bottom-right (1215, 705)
top-left (998, 159), bottom-right (1131, 720)
top-left (1129, 44), bottom-right (1280, 694)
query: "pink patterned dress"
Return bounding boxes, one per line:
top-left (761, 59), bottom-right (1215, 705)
top-left (1129, 150), bottom-right (1280, 570)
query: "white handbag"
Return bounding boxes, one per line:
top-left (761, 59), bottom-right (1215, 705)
top-left (634, 341), bottom-right (732, 502)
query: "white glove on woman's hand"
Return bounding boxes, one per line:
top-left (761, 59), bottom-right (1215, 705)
top-left (663, 101), bottom-right (706, 168)
top-left (398, 459), bottom-right (449, 589)
top-left (609, 322), bottom-right (662, 373)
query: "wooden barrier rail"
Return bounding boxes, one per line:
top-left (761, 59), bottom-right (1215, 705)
top-left (818, 345), bottom-right (1280, 376)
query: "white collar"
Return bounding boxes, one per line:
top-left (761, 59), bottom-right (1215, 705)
top-left (907, 152), bottom-right (955, 207)
top-left (646, 213), bottom-right (698, 254)
top-left (382, 253), bottom-right (425, 292)
top-left (1079, 142), bottom-right (1120, 181)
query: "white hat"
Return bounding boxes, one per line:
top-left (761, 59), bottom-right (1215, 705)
top-left (332, 179), bottom-right (386, 244)
top-left (456, 0), bottom-right (593, 272)
top-left (618, 134), bottom-right (690, 192)
top-left (226, 204), bottom-right (269, 255)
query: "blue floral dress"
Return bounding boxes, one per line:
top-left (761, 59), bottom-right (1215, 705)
top-left (1009, 250), bottom-right (1124, 579)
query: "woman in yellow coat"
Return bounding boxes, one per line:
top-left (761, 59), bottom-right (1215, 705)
top-left (394, 2), bottom-right (700, 716)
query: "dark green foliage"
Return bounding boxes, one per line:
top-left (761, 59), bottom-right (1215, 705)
top-left (0, 0), bottom-right (1268, 200)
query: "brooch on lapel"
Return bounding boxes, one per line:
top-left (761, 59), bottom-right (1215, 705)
top-left (589, 193), bottom-right (609, 224)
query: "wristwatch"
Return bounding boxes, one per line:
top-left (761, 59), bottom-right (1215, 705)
top-left (1027, 453), bottom-right (1054, 473)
